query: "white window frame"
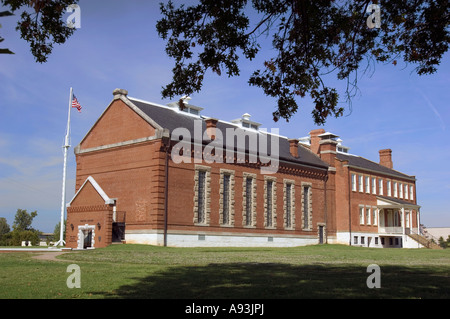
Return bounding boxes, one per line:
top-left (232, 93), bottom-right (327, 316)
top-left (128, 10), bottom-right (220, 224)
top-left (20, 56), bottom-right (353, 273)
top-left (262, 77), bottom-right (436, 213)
top-left (371, 177), bottom-right (376, 194)
top-left (393, 181), bottom-right (398, 198)
top-left (399, 183), bottom-right (403, 199)
top-left (378, 179), bottom-right (383, 195)
top-left (372, 207), bottom-right (378, 226)
top-left (351, 174), bottom-right (357, 192)
top-left (365, 176), bottom-right (370, 193)
top-left (359, 206), bottom-right (365, 225)
top-left (359, 175), bottom-right (364, 192)
top-left (410, 185), bottom-right (414, 201)
top-left (366, 207), bottom-right (371, 225)
top-left (387, 180), bottom-right (392, 197)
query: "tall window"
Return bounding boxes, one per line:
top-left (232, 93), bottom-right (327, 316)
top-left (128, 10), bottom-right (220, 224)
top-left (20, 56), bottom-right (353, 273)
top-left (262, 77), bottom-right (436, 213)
top-left (243, 173), bottom-right (256, 227)
top-left (366, 207), bottom-right (371, 225)
top-left (372, 177), bottom-right (376, 194)
top-left (222, 174), bottom-right (230, 225)
top-left (399, 183), bottom-right (403, 198)
top-left (405, 184), bottom-right (409, 200)
top-left (245, 177), bottom-right (253, 225)
top-left (359, 206), bottom-right (365, 224)
top-left (393, 181), bottom-right (398, 197)
top-left (359, 175), bottom-right (364, 192)
top-left (220, 170), bottom-right (235, 226)
top-left (365, 176), bottom-right (370, 193)
top-left (197, 171), bottom-right (206, 224)
top-left (410, 185), bottom-right (414, 201)
top-left (373, 207), bottom-right (378, 225)
top-left (266, 180), bottom-right (274, 227)
top-left (378, 179), bottom-right (383, 195)
top-left (387, 180), bottom-right (392, 197)
top-left (302, 184), bottom-right (312, 230)
top-left (284, 181), bottom-right (295, 229)
top-left (351, 174), bottom-right (356, 191)
top-left (194, 166), bottom-right (210, 225)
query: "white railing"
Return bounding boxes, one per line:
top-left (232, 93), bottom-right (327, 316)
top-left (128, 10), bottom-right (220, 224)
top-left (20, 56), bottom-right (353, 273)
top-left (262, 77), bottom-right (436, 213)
top-left (378, 226), bottom-right (403, 234)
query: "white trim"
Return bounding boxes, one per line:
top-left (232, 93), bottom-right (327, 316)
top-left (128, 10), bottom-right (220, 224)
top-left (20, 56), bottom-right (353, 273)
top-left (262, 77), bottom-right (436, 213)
top-left (67, 176), bottom-right (115, 207)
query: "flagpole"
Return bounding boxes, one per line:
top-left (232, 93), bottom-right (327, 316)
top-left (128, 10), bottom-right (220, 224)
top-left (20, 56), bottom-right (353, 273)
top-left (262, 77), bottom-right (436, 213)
top-left (55, 87), bottom-right (73, 247)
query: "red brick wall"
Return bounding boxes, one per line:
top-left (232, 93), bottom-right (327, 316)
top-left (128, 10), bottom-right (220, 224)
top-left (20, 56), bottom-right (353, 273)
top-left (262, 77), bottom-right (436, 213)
top-left (80, 99), bottom-right (155, 150)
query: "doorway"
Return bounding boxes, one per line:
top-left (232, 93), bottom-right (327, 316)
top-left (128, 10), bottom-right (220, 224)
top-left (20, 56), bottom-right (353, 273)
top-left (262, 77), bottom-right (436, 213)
top-left (318, 225), bottom-right (324, 244)
top-left (78, 225), bottom-right (95, 249)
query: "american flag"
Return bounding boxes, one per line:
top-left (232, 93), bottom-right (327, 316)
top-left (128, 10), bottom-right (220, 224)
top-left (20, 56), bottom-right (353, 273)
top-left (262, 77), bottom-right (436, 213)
top-left (72, 94), bottom-right (82, 113)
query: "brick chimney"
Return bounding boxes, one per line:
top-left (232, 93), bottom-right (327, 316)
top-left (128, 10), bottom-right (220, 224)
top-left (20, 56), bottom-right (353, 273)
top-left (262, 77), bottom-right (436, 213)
top-left (309, 129), bottom-right (326, 155)
top-left (318, 132), bottom-right (339, 166)
top-left (288, 139), bottom-right (300, 157)
top-left (379, 149), bottom-right (393, 169)
top-left (205, 118), bottom-right (219, 141)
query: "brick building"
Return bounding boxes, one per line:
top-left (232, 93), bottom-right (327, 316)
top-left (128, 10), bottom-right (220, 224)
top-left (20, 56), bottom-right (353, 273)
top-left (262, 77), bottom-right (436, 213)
top-left (65, 89), bottom-right (422, 249)
top-left (299, 130), bottom-right (421, 248)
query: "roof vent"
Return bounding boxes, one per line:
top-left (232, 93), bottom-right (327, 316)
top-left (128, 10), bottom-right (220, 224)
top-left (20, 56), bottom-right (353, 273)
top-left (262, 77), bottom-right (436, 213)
top-left (231, 113), bottom-right (261, 130)
top-left (167, 96), bottom-right (203, 116)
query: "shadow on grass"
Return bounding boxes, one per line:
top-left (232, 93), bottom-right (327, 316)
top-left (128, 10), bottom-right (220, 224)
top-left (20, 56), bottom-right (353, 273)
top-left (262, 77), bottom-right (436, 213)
top-left (90, 262), bottom-right (450, 299)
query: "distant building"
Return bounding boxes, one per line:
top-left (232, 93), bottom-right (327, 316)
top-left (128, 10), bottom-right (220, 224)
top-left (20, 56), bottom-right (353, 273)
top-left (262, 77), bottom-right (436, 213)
top-left (65, 89), bottom-right (423, 249)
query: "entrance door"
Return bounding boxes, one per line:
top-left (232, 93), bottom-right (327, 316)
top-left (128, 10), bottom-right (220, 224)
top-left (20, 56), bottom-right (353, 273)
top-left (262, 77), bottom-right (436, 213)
top-left (319, 226), bottom-right (324, 244)
top-left (78, 225), bottom-right (95, 249)
top-left (83, 230), bottom-right (92, 249)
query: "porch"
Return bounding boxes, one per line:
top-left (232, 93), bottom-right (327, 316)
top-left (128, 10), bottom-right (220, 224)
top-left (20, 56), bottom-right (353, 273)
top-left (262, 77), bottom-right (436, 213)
top-left (377, 196), bottom-right (421, 236)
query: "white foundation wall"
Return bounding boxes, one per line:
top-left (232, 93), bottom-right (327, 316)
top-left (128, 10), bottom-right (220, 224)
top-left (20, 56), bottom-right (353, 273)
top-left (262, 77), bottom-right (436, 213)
top-left (334, 231), bottom-right (424, 248)
top-left (125, 230), bottom-right (319, 247)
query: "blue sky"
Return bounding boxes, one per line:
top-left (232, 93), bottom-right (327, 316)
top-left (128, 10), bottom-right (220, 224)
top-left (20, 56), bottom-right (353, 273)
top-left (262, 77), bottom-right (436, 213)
top-left (0, 1), bottom-right (449, 232)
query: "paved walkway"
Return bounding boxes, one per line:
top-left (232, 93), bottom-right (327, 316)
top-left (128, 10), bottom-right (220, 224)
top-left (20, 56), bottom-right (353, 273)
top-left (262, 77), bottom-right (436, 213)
top-left (0, 248), bottom-right (71, 262)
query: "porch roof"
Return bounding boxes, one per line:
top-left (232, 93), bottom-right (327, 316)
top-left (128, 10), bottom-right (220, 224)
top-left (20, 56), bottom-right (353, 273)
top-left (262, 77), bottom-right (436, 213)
top-left (376, 195), bottom-right (420, 210)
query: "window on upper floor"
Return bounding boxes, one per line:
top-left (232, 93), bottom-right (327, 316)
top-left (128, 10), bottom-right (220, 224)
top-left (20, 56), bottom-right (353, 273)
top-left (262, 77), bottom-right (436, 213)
top-left (399, 183), bottom-right (403, 199)
top-left (359, 206), bottom-right (365, 224)
top-left (351, 174), bottom-right (357, 192)
top-left (387, 180), bottom-right (392, 197)
top-left (378, 179), bottom-right (383, 195)
top-left (372, 177), bottom-right (376, 194)
top-left (365, 176), bottom-right (370, 193)
top-left (359, 175), bottom-right (364, 192)
top-left (393, 181), bottom-right (398, 198)
top-left (410, 185), bottom-right (414, 201)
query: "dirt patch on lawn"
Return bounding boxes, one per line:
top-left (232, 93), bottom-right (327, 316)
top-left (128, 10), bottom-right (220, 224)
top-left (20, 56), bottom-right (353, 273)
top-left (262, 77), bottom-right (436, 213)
top-left (32, 251), bottom-right (69, 262)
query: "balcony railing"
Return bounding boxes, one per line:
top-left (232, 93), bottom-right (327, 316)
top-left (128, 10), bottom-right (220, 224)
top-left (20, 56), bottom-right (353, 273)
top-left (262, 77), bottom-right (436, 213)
top-left (378, 226), bottom-right (405, 234)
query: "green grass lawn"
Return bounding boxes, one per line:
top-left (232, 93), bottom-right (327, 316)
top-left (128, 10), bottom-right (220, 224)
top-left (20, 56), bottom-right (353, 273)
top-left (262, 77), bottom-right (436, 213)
top-left (0, 244), bottom-right (449, 299)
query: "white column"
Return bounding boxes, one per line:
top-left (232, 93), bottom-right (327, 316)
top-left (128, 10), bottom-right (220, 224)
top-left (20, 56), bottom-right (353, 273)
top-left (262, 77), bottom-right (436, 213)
top-left (401, 207), bottom-right (406, 235)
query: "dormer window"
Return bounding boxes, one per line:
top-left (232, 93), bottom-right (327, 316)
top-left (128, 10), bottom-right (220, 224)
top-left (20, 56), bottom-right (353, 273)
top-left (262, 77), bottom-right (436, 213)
top-left (231, 113), bottom-right (261, 130)
top-left (167, 96), bottom-right (203, 116)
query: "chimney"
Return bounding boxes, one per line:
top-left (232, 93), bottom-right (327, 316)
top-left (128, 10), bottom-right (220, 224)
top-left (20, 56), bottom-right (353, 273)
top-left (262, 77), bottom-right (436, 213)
top-left (113, 88), bottom-right (128, 98)
top-left (309, 129), bottom-right (326, 155)
top-left (288, 139), bottom-right (300, 157)
top-left (379, 149), bottom-right (393, 169)
top-left (318, 132), bottom-right (339, 166)
top-left (205, 118), bottom-right (219, 141)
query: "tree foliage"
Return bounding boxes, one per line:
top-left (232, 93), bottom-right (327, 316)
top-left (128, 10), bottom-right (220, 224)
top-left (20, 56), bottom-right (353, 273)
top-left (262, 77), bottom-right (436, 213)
top-left (157, 0), bottom-right (450, 125)
top-left (12, 208), bottom-right (37, 232)
top-left (0, 0), bottom-right (78, 62)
